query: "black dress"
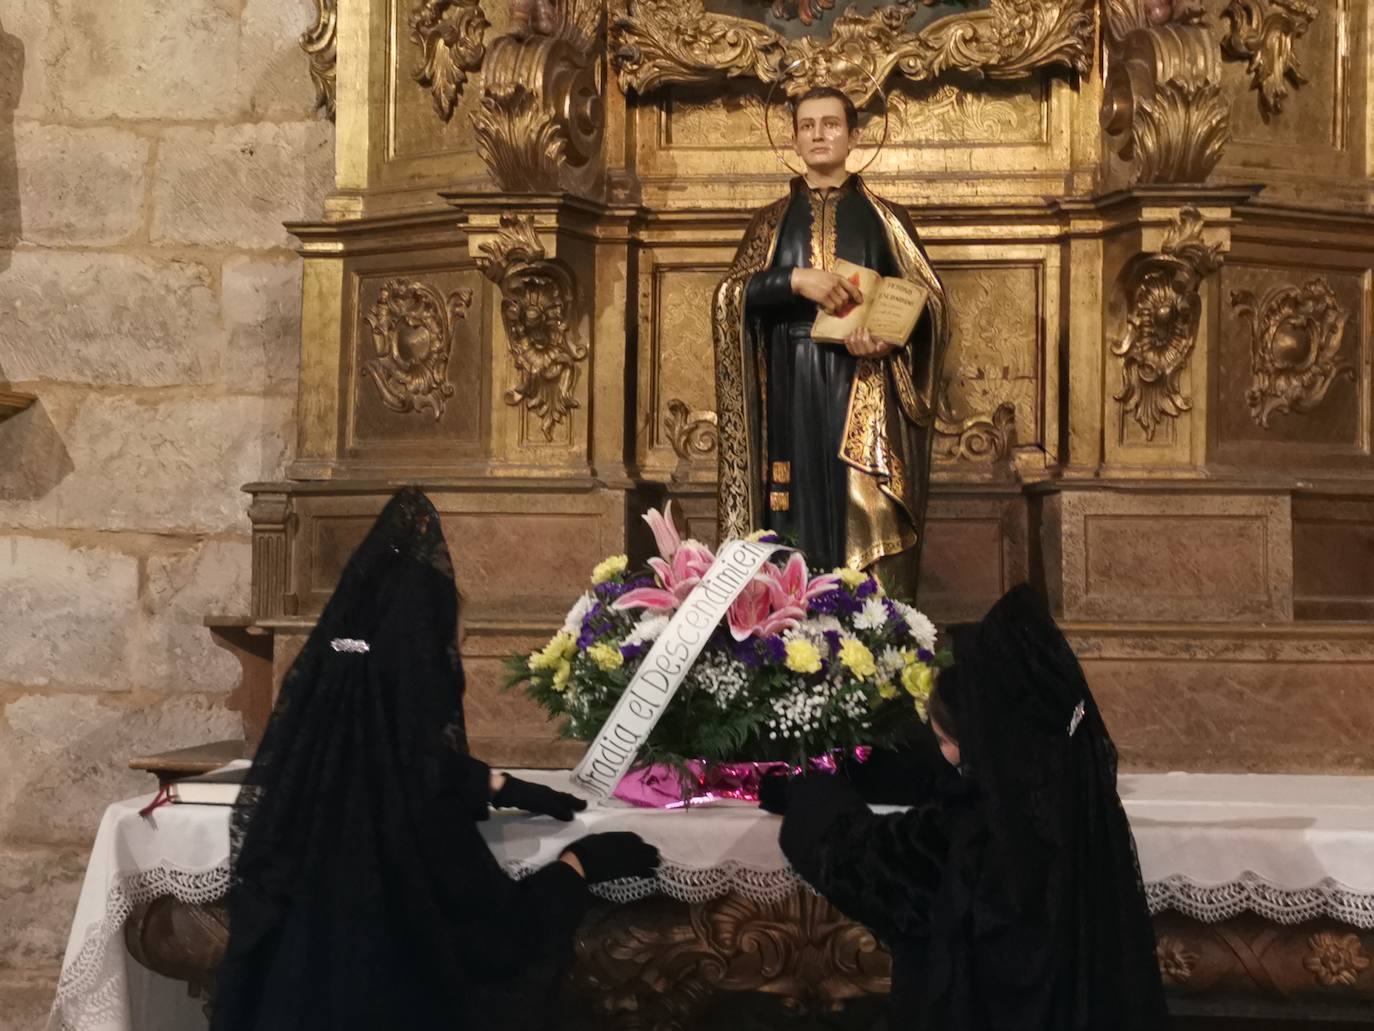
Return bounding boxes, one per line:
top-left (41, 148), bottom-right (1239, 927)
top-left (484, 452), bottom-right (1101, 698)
top-left (210, 489), bottom-right (590, 1031)
top-left (777, 586), bottom-right (1168, 1030)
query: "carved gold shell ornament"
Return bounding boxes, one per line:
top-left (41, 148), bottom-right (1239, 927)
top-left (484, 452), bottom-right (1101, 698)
top-left (1111, 207), bottom-right (1225, 440)
top-left (476, 215), bottom-right (588, 440)
top-left (1232, 278), bottom-right (1354, 429)
top-left (362, 280), bottom-right (474, 420)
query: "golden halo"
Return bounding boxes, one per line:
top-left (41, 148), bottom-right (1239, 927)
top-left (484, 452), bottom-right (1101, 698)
top-left (762, 61), bottom-right (891, 178)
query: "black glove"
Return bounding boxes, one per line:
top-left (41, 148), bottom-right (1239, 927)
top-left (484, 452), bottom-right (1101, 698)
top-left (758, 770), bottom-right (794, 815)
top-left (561, 832), bottom-right (660, 884)
top-left (492, 775), bottom-right (587, 822)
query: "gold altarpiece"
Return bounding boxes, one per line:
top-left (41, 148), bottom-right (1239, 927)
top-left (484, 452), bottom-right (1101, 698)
top-left (240, 0), bottom-right (1374, 775)
top-left (139, 0), bottom-right (1374, 1022)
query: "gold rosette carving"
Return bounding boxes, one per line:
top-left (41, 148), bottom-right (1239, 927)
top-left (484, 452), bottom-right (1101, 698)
top-left (1111, 207), bottom-right (1225, 441)
top-left (1232, 278), bottom-right (1354, 429)
top-left (476, 214), bottom-right (587, 439)
top-left (611, 0), bottom-right (1093, 104)
top-left (1304, 933), bottom-right (1372, 988)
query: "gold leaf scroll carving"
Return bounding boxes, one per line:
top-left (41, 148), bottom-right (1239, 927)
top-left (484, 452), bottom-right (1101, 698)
top-left (935, 399), bottom-right (1016, 463)
top-left (472, 0), bottom-right (605, 192)
top-left (1112, 207), bottom-right (1225, 440)
top-left (300, 0), bottom-right (337, 119)
top-left (362, 280), bottom-right (474, 420)
top-left (411, 0), bottom-right (490, 122)
top-left (572, 892), bottom-right (890, 1027)
top-left (1232, 278), bottom-right (1353, 429)
top-left (1221, 0), bottom-right (1318, 121)
top-left (612, 0), bottom-right (1093, 105)
top-left (664, 398), bottom-right (719, 463)
top-left (1101, 6), bottom-right (1230, 182)
top-left (476, 214), bottom-right (587, 440)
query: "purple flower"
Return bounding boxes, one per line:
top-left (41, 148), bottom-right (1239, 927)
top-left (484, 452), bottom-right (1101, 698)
top-left (809, 588), bottom-right (861, 617)
top-left (595, 575), bottom-right (652, 602)
top-left (759, 634), bottom-right (786, 665)
top-left (620, 641), bottom-right (648, 662)
top-left (823, 629), bottom-right (842, 656)
top-left (883, 598), bottom-right (901, 626)
top-left (916, 647), bottom-right (934, 663)
top-left (856, 578), bottom-right (878, 599)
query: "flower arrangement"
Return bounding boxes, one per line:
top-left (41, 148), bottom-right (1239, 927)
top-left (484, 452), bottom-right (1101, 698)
top-left (507, 504), bottom-right (948, 779)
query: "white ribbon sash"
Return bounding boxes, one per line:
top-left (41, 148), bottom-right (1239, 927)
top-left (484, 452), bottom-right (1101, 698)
top-left (570, 538), bottom-right (785, 798)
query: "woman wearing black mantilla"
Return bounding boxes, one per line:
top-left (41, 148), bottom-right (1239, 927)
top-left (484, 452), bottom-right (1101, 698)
top-left (211, 488), bottom-right (658, 1031)
top-left (762, 585), bottom-right (1168, 1029)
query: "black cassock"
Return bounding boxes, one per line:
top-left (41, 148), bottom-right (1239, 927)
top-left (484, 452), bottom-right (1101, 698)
top-left (777, 587), bottom-right (1169, 1030)
top-left (743, 176), bottom-right (911, 569)
top-left (211, 489), bottom-right (588, 1031)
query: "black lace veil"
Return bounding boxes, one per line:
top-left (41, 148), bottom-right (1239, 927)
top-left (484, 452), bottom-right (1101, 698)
top-left (210, 488), bottom-right (562, 1030)
top-left (956, 585), bottom-right (1166, 1029)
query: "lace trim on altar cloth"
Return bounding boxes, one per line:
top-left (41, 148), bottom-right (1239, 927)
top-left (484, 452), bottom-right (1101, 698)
top-left (50, 865), bottom-right (230, 1031)
top-left (48, 863), bottom-right (1374, 1030)
top-left (1146, 872), bottom-right (1374, 928)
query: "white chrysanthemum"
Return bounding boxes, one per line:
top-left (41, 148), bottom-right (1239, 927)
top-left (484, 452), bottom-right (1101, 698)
top-left (896, 601), bottom-right (938, 651)
top-left (879, 646), bottom-right (905, 676)
top-left (624, 613), bottom-right (670, 647)
top-left (560, 593), bottom-right (594, 637)
top-left (854, 596), bottom-right (888, 632)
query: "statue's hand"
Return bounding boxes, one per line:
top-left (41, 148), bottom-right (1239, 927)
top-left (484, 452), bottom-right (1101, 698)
top-left (843, 327), bottom-right (899, 358)
top-left (791, 267), bottom-right (862, 314)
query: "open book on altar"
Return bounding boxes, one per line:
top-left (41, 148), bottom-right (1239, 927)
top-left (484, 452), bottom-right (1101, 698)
top-left (811, 258), bottom-right (929, 345)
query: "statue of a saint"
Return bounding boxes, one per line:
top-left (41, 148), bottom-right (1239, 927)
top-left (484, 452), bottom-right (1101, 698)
top-left (712, 86), bottom-right (949, 599)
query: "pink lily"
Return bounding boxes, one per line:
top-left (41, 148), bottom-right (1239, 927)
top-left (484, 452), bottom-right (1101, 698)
top-left (727, 577), bottom-right (806, 641)
top-left (766, 553), bottom-right (840, 612)
top-left (613, 503), bottom-right (716, 614)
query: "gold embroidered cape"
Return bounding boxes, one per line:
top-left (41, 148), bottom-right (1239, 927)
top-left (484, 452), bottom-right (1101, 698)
top-left (712, 177), bottom-right (949, 598)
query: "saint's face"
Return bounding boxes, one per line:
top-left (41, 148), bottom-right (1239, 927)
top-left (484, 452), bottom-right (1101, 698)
top-left (792, 96), bottom-right (858, 175)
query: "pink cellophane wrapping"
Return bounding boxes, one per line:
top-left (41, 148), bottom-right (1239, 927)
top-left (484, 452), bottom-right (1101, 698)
top-left (611, 749), bottom-right (871, 809)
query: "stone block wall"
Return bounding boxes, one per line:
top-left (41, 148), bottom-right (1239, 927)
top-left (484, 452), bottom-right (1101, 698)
top-left (0, 2), bottom-right (333, 1025)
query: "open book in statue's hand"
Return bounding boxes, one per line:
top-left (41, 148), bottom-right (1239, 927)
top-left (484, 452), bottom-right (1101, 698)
top-left (812, 258), bottom-right (929, 346)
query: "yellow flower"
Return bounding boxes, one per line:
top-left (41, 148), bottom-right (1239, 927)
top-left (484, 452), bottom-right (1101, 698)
top-left (834, 566), bottom-right (866, 590)
top-left (551, 659), bottom-right (572, 693)
top-left (587, 643), bottom-right (624, 671)
top-left (784, 638), bottom-right (822, 674)
top-left (590, 553), bottom-right (629, 585)
top-left (901, 663), bottom-right (935, 718)
top-left (746, 529), bottom-right (772, 542)
top-left (877, 680), bottom-right (899, 700)
top-left (837, 638), bottom-right (877, 680)
top-left (529, 632), bottom-right (575, 672)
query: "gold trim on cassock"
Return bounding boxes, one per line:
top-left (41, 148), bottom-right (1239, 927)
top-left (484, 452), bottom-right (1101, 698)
top-left (771, 461), bottom-right (791, 485)
top-left (713, 176), bottom-right (949, 599)
top-left (769, 490), bottom-right (791, 512)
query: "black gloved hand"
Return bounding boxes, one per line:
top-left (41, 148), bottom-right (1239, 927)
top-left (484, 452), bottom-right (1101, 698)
top-left (561, 832), bottom-right (660, 884)
top-left (492, 775), bottom-right (587, 822)
top-left (758, 770), bottom-right (794, 815)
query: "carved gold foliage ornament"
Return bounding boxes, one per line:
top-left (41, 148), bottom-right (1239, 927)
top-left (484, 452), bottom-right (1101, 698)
top-left (1221, 0), bottom-right (1318, 121)
top-left (362, 280), bottom-right (473, 420)
top-left (1101, 3), bottom-right (1229, 182)
top-left (664, 399), bottom-right (719, 463)
top-left (1112, 207), bottom-right (1225, 440)
top-left (472, 0), bottom-right (605, 192)
top-left (411, 0), bottom-right (490, 122)
top-left (1304, 933), bottom-right (1371, 988)
top-left (611, 0), bottom-right (1093, 106)
top-left (300, 0), bottom-right (337, 119)
top-left (573, 892), bottom-right (889, 1027)
top-left (476, 215), bottom-right (586, 439)
top-left (1232, 278), bottom-right (1353, 429)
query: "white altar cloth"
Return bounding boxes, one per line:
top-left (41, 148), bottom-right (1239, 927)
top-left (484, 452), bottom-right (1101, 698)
top-left (51, 772), bottom-right (1374, 1031)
